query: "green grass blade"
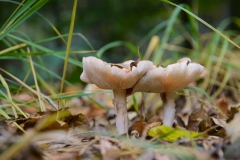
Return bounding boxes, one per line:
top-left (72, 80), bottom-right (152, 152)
top-left (36, 73), bottom-right (56, 95)
top-left (0, 107), bottom-right (25, 133)
top-left (0, 0), bottom-right (49, 40)
top-left (209, 38), bottom-right (229, 97)
top-left (124, 42), bottom-right (138, 58)
top-left (200, 19), bottom-right (231, 91)
top-left (132, 95), bottom-right (139, 113)
top-left (221, 61), bottom-right (240, 70)
top-left (22, 58), bottom-right (77, 88)
top-left (0, 50), bottom-right (95, 57)
top-left (88, 96), bottom-right (109, 111)
top-left (97, 41), bottom-right (124, 58)
top-left (35, 33), bottom-right (95, 51)
top-left (184, 5), bottom-right (200, 51)
top-left (161, 0), bottom-right (240, 50)
top-left (153, 5), bottom-right (183, 64)
top-left (139, 20), bottom-right (168, 46)
top-left (5, 34), bottom-right (83, 68)
top-left (4, 33), bottom-right (95, 58)
top-left (1, 1), bottom-right (95, 54)
top-left (0, 0), bottom-right (35, 31)
top-left (7, 34), bottom-right (52, 52)
top-left (56, 54), bottom-right (83, 68)
top-left (51, 90), bottom-right (110, 100)
top-left (0, 68), bottom-right (59, 109)
top-left (211, 66), bottom-right (231, 99)
top-left (0, 57), bottom-right (77, 89)
top-left (96, 41), bottom-right (138, 58)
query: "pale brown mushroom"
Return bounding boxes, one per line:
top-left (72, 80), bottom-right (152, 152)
top-left (130, 58), bottom-right (204, 126)
top-left (80, 56), bottom-right (154, 134)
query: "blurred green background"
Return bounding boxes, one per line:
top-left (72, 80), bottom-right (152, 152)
top-left (0, 0), bottom-right (240, 84)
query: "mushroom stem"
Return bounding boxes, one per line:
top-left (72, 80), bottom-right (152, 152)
top-left (113, 89), bottom-right (128, 134)
top-left (161, 92), bottom-right (176, 127)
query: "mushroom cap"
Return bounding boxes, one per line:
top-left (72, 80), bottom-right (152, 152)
top-left (131, 57), bottom-right (204, 93)
top-left (80, 56), bottom-right (154, 90)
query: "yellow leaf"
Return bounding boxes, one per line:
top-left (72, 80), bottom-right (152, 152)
top-left (148, 125), bottom-right (203, 142)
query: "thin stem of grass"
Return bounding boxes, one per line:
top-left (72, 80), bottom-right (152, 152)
top-left (209, 39), bottom-right (229, 97)
top-left (0, 74), bottom-right (18, 118)
top-left (60, 0), bottom-right (78, 93)
top-left (0, 68), bottom-right (58, 110)
top-left (0, 90), bottom-right (28, 118)
top-left (0, 43), bottom-right (27, 55)
top-left (211, 66), bottom-right (231, 99)
top-left (27, 48), bottom-right (45, 112)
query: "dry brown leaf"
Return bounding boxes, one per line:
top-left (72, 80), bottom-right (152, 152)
top-left (196, 136), bottom-right (224, 159)
top-left (128, 120), bottom-right (147, 138)
top-left (226, 107), bottom-right (239, 122)
top-left (100, 139), bottom-right (120, 160)
top-left (8, 108), bottom-right (89, 133)
top-left (198, 117), bottom-right (226, 138)
top-left (90, 116), bottom-right (113, 133)
top-left (225, 112), bottom-right (240, 142)
top-left (186, 106), bottom-right (208, 131)
top-left (87, 106), bottom-right (107, 118)
top-left (211, 117), bottom-right (225, 128)
top-left (215, 98), bottom-right (229, 119)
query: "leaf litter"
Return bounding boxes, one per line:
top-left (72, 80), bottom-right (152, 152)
top-left (1, 84), bottom-right (240, 160)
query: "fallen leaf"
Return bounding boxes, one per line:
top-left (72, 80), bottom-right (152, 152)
top-left (215, 98), bottom-right (229, 119)
top-left (225, 112), bottom-right (240, 142)
top-left (198, 117), bottom-right (226, 138)
top-left (187, 106), bottom-right (208, 131)
top-left (226, 106), bottom-right (239, 122)
top-left (128, 120), bottom-right (147, 138)
top-left (148, 125), bottom-right (202, 142)
top-left (196, 136), bottom-right (224, 159)
top-left (8, 108), bottom-right (89, 133)
top-left (100, 139), bottom-right (120, 159)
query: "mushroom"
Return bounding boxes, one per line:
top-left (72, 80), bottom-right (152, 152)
top-left (130, 58), bottom-right (204, 127)
top-left (80, 56), bottom-right (154, 134)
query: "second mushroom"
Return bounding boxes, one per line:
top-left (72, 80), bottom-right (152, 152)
top-left (80, 56), bottom-right (154, 134)
top-left (130, 58), bottom-right (204, 127)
